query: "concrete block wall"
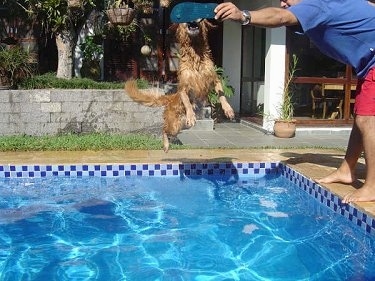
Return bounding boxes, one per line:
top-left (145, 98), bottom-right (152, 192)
top-left (0, 89), bottom-right (163, 136)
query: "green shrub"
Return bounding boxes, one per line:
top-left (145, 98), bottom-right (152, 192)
top-left (80, 36), bottom-right (103, 61)
top-left (0, 133), bottom-right (183, 151)
top-left (19, 73), bottom-right (125, 89)
top-left (0, 46), bottom-right (34, 88)
top-left (209, 66), bottom-right (235, 122)
top-left (208, 66), bottom-right (235, 105)
top-left (19, 73), bottom-right (153, 90)
top-left (136, 78), bottom-right (151, 89)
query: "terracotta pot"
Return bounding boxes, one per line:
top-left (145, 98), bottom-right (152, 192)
top-left (273, 119), bottom-right (296, 138)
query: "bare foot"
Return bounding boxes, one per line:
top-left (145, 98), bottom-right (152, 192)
top-left (316, 169), bottom-right (355, 185)
top-left (342, 185), bottom-right (375, 203)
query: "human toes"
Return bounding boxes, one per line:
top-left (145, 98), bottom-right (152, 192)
top-left (341, 193), bottom-right (351, 204)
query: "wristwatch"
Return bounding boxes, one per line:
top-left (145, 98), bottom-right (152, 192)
top-left (241, 10), bottom-right (251, 25)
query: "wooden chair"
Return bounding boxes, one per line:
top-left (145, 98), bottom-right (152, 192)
top-left (310, 84), bottom-right (326, 118)
top-left (329, 99), bottom-right (343, 119)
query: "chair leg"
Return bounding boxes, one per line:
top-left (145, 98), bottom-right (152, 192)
top-left (338, 100), bottom-right (343, 119)
top-left (322, 101), bottom-right (327, 119)
top-left (312, 101), bottom-right (316, 118)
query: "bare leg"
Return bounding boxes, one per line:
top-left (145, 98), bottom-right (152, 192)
top-left (343, 115), bottom-right (375, 203)
top-left (317, 118), bottom-right (363, 184)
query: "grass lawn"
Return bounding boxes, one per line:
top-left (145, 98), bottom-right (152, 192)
top-left (0, 133), bottom-right (187, 151)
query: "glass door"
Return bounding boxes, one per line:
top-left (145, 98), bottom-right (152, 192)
top-left (240, 26), bottom-right (266, 117)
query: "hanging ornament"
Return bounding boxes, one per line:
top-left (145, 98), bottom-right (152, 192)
top-left (141, 44), bottom-right (152, 56)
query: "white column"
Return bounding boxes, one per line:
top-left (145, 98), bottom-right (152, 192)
top-left (222, 21), bottom-right (242, 112)
top-left (263, 27), bottom-right (286, 132)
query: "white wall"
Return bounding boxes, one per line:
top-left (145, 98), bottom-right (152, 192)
top-left (221, 0), bottom-right (286, 132)
top-left (263, 27), bottom-right (286, 131)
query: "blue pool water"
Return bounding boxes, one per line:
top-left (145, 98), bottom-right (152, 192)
top-left (0, 173), bottom-right (374, 280)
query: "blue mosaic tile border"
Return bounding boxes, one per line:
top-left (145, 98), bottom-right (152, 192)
top-left (282, 165), bottom-right (375, 236)
top-left (0, 162), bottom-right (281, 178)
top-left (0, 161), bottom-right (373, 236)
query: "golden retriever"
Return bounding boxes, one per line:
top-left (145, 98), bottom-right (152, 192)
top-left (125, 19), bottom-right (235, 152)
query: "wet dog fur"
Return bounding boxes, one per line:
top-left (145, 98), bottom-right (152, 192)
top-left (125, 19), bottom-right (234, 152)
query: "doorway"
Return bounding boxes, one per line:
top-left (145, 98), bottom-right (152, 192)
top-left (240, 26), bottom-right (266, 116)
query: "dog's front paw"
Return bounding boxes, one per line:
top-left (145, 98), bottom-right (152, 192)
top-left (186, 111), bottom-right (196, 127)
top-left (223, 105), bottom-right (235, 120)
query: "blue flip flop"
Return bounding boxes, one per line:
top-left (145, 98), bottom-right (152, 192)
top-left (170, 2), bottom-right (218, 23)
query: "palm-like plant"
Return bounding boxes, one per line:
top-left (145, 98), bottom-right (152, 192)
top-left (277, 54), bottom-right (298, 121)
top-left (0, 46), bottom-right (34, 88)
top-left (209, 66), bottom-right (235, 122)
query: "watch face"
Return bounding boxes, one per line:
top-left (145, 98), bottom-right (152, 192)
top-left (242, 10), bottom-right (250, 25)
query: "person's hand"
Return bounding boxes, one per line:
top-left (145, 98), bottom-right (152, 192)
top-left (214, 2), bottom-right (244, 22)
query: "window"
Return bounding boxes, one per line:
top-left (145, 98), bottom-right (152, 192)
top-left (287, 29), bottom-right (355, 123)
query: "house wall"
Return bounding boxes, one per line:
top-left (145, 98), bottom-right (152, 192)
top-left (0, 89), bottom-right (163, 136)
top-left (221, 0), bottom-right (286, 131)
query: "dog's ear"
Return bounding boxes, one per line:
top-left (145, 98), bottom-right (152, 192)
top-left (203, 19), bottom-right (219, 30)
top-left (168, 23), bottom-right (179, 32)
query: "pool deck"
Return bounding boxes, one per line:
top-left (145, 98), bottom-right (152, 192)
top-left (0, 121), bottom-right (373, 219)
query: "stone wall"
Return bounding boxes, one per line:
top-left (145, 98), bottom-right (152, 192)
top-left (0, 89), bottom-right (163, 136)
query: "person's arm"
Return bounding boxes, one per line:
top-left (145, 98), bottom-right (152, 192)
top-left (214, 2), bottom-right (299, 27)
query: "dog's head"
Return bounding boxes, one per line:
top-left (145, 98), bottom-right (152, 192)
top-left (175, 19), bottom-right (216, 44)
top-left (180, 19), bottom-right (205, 37)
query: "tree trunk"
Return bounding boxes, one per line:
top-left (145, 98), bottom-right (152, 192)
top-left (55, 28), bottom-right (77, 79)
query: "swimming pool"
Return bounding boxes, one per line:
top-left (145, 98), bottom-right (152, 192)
top-left (0, 161), bottom-right (374, 280)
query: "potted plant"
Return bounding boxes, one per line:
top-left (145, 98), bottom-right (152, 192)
top-left (106, 0), bottom-right (136, 26)
top-left (80, 35), bottom-right (104, 80)
top-left (132, 0), bottom-right (154, 14)
top-left (273, 54), bottom-right (298, 138)
top-left (103, 18), bottom-right (138, 45)
top-left (0, 46), bottom-right (34, 89)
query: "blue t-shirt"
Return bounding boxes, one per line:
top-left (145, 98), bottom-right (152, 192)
top-left (288, 0), bottom-right (375, 78)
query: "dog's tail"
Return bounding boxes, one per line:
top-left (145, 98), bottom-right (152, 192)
top-left (125, 80), bottom-right (170, 107)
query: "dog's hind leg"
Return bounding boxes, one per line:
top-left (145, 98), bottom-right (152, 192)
top-left (162, 132), bottom-right (170, 153)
